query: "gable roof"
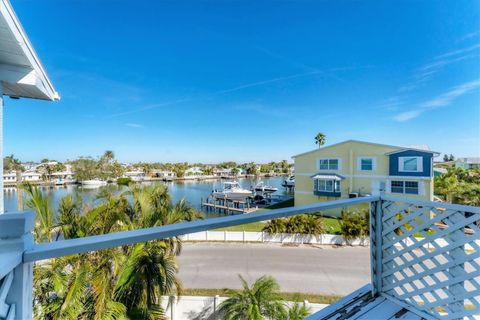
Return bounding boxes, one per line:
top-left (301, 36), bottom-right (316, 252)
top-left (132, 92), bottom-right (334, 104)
top-left (293, 140), bottom-right (439, 158)
top-left (0, 0), bottom-right (59, 100)
top-left (385, 148), bottom-right (440, 156)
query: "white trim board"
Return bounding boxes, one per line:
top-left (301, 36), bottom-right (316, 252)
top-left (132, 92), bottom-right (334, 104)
top-left (295, 173), bottom-right (432, 180)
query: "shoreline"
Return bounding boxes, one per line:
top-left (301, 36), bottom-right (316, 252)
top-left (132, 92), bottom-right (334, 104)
top-left (4, 173), bottom-right (290, 188)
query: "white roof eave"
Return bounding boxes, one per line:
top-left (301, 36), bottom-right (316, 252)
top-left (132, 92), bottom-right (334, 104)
top-left (0, 0), bottom-right (59, 101)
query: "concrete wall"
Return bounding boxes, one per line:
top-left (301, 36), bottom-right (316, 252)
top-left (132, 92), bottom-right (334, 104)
top-left (160, 295), bottom-right (328, 320)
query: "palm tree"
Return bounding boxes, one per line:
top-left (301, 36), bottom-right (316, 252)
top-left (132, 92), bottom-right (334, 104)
top-left (314, 132), bottom-right (326, 148)
top-left (103, 150), bottom-right (115, 163)
top-left (114, 184), bottom-right (202, 317)
top-left (218, 275), bottom-right (287, 320)
top-left (284, 299), bottom-right (311, 320)
top-left (22, 183), bottom-right (55, 242)
top-left (28, 184), bottom-right (200, 319)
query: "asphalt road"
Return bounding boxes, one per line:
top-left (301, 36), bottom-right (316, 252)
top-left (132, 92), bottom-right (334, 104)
top-left (177, 242), bottom-right (370, 296)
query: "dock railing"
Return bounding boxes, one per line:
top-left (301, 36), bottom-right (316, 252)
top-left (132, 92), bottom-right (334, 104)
top-left (0, 195), bottom-right (478, 319)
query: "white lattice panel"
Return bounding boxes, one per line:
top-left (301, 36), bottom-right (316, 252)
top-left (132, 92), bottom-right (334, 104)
top-left (375, 199), bottom-right (480, 320)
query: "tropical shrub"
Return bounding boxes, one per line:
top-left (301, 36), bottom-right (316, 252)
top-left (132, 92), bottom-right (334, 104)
top-left (339, 209), bottom-right (369, 245)
top-left (117, 177), bottom-right (132, 186)
top-left (262, 214), bottom-right (326, 239)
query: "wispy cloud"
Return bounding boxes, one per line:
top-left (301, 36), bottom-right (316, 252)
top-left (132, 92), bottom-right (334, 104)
top-left (459, 31), bottom-right (480, 42)
top-left (232, 103), bottom-right (290, 118)
top-left (125, 123), bottom-right (145, 128)
top-left (435, 43), bottom-right (480, 59)
top-left (397, 43), bottom-right (479, 93)
top-left (379, 97), bottom-right (404, 111)
top-left (394, 79), bottom-right (480, 122)
top-left (108, 70), bottom-right (329, 118)
top-left (214, 70), bottom-right (324, 95)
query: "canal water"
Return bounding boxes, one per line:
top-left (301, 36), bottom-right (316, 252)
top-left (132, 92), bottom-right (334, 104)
top-left (4, 176), bottom-right (291, 218)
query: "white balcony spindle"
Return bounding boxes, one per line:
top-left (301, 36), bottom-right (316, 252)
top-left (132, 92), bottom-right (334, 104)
top-left (0, 211), bottom-right (35, 320)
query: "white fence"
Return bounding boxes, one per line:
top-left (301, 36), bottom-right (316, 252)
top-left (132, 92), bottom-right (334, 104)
top-left (180, 231), bottom-right (369, 246)
top-left (160, 295), bottom-right (328, 320)
top-left (181, 230), bottom-right (480, 250)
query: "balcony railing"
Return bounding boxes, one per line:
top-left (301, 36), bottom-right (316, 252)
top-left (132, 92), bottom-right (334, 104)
top-left (0, 195), bottom-right (478, 319)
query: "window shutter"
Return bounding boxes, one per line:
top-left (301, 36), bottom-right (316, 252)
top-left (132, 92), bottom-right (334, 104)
top-left (386, 180), bottom-right (391, 193)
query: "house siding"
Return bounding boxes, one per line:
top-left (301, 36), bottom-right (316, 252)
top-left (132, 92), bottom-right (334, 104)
top-left (389, 150), bottom-right (433, 177)
top-left (294, 141), bottom-right (435, 211)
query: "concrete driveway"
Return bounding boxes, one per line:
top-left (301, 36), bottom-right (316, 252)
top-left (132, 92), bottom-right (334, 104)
top-left (177, 242), bottom-right (370, 296)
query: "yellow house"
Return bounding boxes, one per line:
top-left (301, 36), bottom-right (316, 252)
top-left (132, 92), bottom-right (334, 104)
top-left (293, 140), bottom-right (439, 211)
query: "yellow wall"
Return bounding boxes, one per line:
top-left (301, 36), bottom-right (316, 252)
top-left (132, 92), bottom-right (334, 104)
top-left (294, 141), bottom-right (433, 209)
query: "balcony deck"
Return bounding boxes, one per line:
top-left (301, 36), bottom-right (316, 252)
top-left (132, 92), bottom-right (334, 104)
top-left (0, 195), bottom-right (478, 319)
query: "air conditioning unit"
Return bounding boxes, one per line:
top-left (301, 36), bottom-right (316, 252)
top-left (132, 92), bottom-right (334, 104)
top-left (349, 193), bottom-right (359, 198)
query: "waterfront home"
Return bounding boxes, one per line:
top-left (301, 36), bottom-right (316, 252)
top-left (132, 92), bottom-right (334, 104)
top-left (3, 171), bottom-right (43, 184)
top-left (293, 140), bottom-right (439, 207)
top-left (124, 170), bottom-right (146, 182)
top-left (185, 166), bottom-right (204, 177)
top-left (50, 171), bottom-right (76, 184)
top-left (153, 170), bottom-right (177, 179)
top-left (22, 171), bottom-right (42, 182)
top-left (214, 168), bottom-right (233, 177)
top-left (455, 157), bottom-right (480, 170)
top-left (3, 172), bottom-right (17, 183)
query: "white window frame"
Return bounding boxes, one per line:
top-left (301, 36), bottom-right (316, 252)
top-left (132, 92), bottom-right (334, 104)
top-left (398, 156), bottom-right (423, 173)
top-left (357, 157), bottom-right (377, 171)
top-left (390, 180), bottom-right (419, 195)
top-left (315, 179), bottom-right (341, 193)
top-left (317, 158), bottom-right (342, 171)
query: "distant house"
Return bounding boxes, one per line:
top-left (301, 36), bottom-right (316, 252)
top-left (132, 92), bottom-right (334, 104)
top-left (455, 157), bottom-right (480, 170)
top-left (3, 172), bottom-right (17, 183)
top-left (214, 168), bottom-right (232, 177)
top-left (185, 167), bottom-right (204, 177)
top-left (293, 140), bottom-right (439, 208)
top-left (153, 170), bottom-right (176, 178)
top-left (21, 172), bottom-right (42, 182)
top-left (124, 170), bottom-right (146, 182)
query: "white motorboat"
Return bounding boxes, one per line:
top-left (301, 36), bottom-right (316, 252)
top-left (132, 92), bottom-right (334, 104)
top-left (253, 182), bottom-right (278, 194)
top-left (81, 179), bottom-right (107, 187)
top-left (212, 181), bottom-right (253, 201)
top-left (282, 175), bottom-right (295, 187)
top-left (54, 178), bottom-right (76, 186)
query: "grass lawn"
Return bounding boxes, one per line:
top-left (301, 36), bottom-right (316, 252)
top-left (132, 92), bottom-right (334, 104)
top-left (214, 197), bottom-right (342, 234)
top-left (181, 288), bottom-right (342, 304)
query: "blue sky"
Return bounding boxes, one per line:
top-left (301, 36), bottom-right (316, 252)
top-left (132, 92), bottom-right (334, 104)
top-left (5, 0), bottom-right (480, 163)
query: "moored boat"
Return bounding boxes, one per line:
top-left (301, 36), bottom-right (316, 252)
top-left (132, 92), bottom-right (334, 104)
top-left (282, 175), bottom-right (295, 187)
top-left (253, 182), bottom-right (278, 194)
top-left (212, 181), bottom-right (253, 201)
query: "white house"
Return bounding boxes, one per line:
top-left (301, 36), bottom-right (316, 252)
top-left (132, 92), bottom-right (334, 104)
top-left (185, 167), bottom-right (204, 177)
top-left (455, 157), bottom-right (480, 170)
top-left (153, 170), bottom-right (177, 178)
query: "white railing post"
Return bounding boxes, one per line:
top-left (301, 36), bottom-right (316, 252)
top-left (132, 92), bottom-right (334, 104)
top-left (0, 211), bottom-right (35, 320)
